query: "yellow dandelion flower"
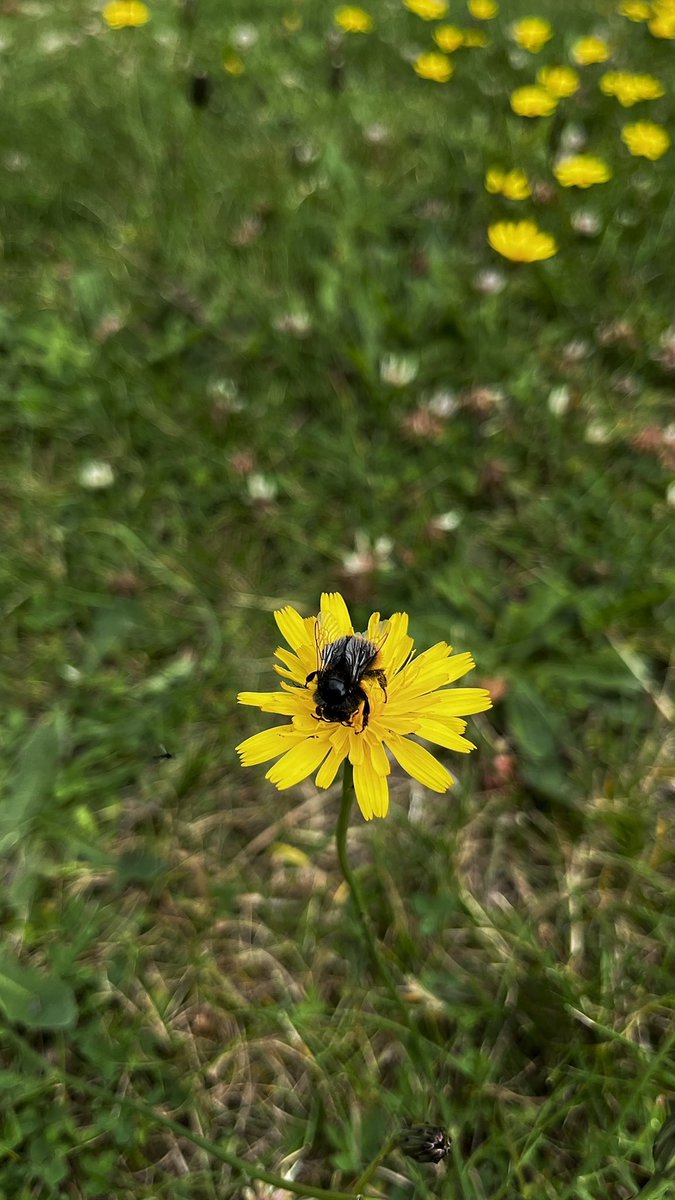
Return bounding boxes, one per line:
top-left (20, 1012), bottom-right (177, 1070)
top-left (334, 6), bottom-right (374, 32)
top-left (463, 28), bottom-right (489, 45)
top-left (485, 167), bottom-right (532, 199)
top-left (621, 120), bottom-right (671, 158)
top-left (554, 154), bottom-right (612, 187)
top-left (649, 10), bottom-right (675, 34)
top-left (618, 0), bottom-right (651, 17)
top-left (571, 35), bottom-right (611, 65)
top-left (223, 51), bottom-right (245, 75)
top-left (511, 16), bottom-right (553, 52)
top-left (236, 593), bottom-right (491, 821)
top-left (102, 1), bottom-right (150, 28)
top-left (414, 51), bottom-right (454, 81)
top-left (488, 219), bottom-right (558, 262)
top-left (510, 85), bottom-right (558, 117)
top-left (434, 24), bottom-right (465, 50)
top-left (600, 70), bottom-right (665, 105)
top-left (404, 0), bottom-right (449, 18)
top-left (468, 0), bottom-right (498, 17)
top-left (537, 65), bottom-right (580, 97)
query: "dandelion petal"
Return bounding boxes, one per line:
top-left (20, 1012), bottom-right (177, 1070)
top-left (236, 725), bottom-right (302, 765)
top-left (386, 734), bottom-right (454, 792)
top-left (354, 763), bottom-right (390, 820)
top-left (266, 738), bottom-right (330, 790)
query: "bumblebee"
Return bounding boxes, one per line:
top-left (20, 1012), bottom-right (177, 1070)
top-left (305, 633), bottom-right (387, 732)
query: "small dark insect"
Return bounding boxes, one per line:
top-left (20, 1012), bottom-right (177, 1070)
top-left (306, 634), bottom-right (387, 732)
top-left (189, 72), bottom-right (212, 108)
top-left (152, 746), bottom-right (174, 761)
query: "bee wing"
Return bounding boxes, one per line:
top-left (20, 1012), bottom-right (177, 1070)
top-left (365, 614), bottom-right (392, 667)
top-left (314, 614), bottom-right (334, 669)
top-left (342, 635), bottom-right (379, 678)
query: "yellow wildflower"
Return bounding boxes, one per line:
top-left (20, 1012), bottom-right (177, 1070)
top-left (600, 71), bottom-right (665, 105)
top-left (434, 24), bottom-right (465, 50)
top-left (618, 0), bottom-right (651, 17)
top-left (511, 17), bottom-right (553, 52)
top-left (468, 0), bottom-right (498, 17)
top-left (649, 9), bottom-right (675, 34)
top-left (537, 65), bottom-right (580, 97)
top-left (510, 85), bottom-right (558, 117)
top-left (236, 592), bottom-right (491, 821)
top-left (414, 51), bottom-right (454, 80)
top-left (554, 154), bottom-right (612, 187)
top-left (485, 167), bottom-right (532, 199)
top-left (621, 120), bottom-right (671, 158)
top-left (102, 1), bottom-right (150, 28)
top-left (463, 28), bottom-right (489, 45)
top-left (223, 52), bottom-right (245, 75)
top-left (334, 6), bottom-right (374, 32)
top-left (404, 0), bottom-right (449, 18)
top-left (571, 35), bottom-right (611, 64)
top-left (488, 220), bottom-right (558, 262)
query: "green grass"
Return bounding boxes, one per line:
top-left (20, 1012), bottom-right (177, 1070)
top-left (1, 0), bottom-right (674, 1197)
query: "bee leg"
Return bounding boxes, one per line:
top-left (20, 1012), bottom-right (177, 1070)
top-left (305, 671), bottom-right (317, 687)
top-left (357, 689), bottom-right (370, 733)
top-left (373, 669), bottom-right (387, 701)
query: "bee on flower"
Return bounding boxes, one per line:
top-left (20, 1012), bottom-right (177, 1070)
top-left (236, 593), bottom-right (491, 821)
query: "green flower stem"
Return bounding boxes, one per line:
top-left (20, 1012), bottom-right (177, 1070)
top-left (336, 764), bottom-right (402, 1006)
top-left (351, 1132), bottom-right (398, 1195)
top-left (1, 1025), bottom-right (378, 1200)
top-left (335, 765), bottom-right (438, 1092)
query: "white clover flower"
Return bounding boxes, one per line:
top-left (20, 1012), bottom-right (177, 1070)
top-left (548, 384), bottom-right (571, 415)
top-left (79, 460), bottom-right (115, 489)
top-left (429, 510), bottom-right (462, 532)
top-left (247, 473), bottom-right (278, 501)
top-left (380, 354), bottom-right (418, 386)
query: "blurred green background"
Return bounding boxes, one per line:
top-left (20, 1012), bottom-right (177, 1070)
top-left (1, 0), bottom-right (674, 1197)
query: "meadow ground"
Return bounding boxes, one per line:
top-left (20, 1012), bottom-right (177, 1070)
top-left (1, 0), bottom-right (674, 1197)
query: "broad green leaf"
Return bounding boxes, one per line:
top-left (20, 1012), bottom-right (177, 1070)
top-left (0, 952), bottom-right (77, 1029)
top-left (505, 679), bottom-right (565, 764)
top-left (0, 716), bottom-right (63, 854)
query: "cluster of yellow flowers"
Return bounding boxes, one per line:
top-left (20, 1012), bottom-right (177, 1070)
top-left (484, 6), bottom-right (671, 263)
top-left (600, 70), bottom-right (665, 105)
top-left (101, 1), bottom-right (670, 268)
top-left (619, 0), bottom-right (675, 37)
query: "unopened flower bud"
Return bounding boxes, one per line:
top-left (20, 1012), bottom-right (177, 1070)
top-left (397, 1125), bottom-right (452, 1164)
